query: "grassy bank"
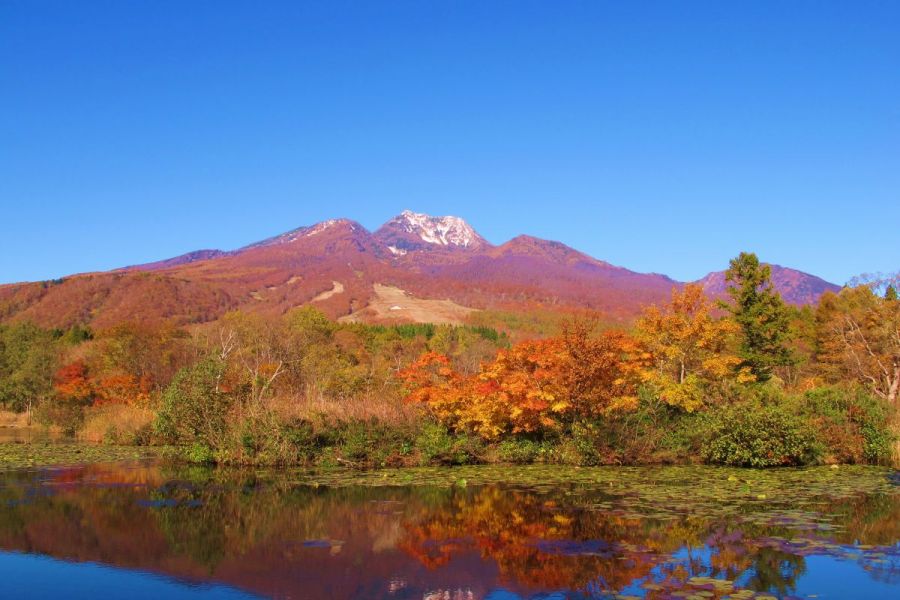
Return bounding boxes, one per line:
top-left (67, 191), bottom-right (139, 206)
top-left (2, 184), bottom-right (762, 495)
top-left (4, 376), bottom-right (895, 470)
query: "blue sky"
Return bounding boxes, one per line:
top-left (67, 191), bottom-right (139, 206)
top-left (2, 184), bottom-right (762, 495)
top-left (2, 1), bottom-right (898, 285)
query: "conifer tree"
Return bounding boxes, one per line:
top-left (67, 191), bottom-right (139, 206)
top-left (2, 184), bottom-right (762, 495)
top-left (722, 252), bottom-right (794, 381)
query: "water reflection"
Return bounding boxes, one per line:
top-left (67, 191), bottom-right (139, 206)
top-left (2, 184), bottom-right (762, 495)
top-left (0, 462), bottom-right (898, 599)
top-left (0, 427), bottom-right (69, 444)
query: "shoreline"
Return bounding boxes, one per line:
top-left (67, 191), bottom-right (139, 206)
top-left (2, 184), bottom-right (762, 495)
top-left (2, 440), bottom-right (895, 474)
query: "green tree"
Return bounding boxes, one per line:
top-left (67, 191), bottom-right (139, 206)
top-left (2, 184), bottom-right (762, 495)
top-left (722, 252), bottom-right (794, 381)
top-left (0, 323), bottom-right (59, 412)
top-left (154, 358), bottom-right (231, 449)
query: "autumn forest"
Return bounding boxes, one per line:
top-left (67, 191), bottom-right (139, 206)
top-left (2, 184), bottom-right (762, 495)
top-left (2, 252), bottom-right (898, 469)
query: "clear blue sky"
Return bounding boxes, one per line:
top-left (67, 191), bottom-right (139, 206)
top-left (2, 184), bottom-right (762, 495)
top-left (2, 1), bottom-right (898, 285)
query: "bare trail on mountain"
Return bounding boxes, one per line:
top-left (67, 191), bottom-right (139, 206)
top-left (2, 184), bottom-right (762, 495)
top-left (339, 284), bottom-right (476, 325)
top-left (311, 281), bottom-right (344, 303)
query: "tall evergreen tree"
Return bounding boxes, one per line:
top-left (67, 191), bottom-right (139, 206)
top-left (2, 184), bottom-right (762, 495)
top-left (886, 285), bottom-right (898, 301)
top-left (722, 252), bottom-right (794, 381)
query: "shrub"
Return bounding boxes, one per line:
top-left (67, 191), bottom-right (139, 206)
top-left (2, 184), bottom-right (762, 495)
top-left (702, 403), bottom-right (822, 467)
top-left (654, 411), bottom-right (711, 463)
top-left (321, 419), bottom-right (416, 467)
top-left (32, 399), bottom-right (84, 435)
top-left (284, 420), bottom-right (319, 462)
top-left (497, 438), bottom-right (546, 464)
top-left (862, 423), bottom-right (894, 465)
top-left (154, 358), bottom-right (231, 448)
top-left (415, 421), bottom-right (482, 465)
top-left (569, 422), bottom-right (602, 466)
top-left (545, 423), bottom-right (603, 466)
top-left (185, 442), bottom-right (215, 464)
top-left (0, 322), bottom-right (59, 413)
top-left (339, 420), bottom-right (376, 462)
top-left (206, 410), bottom-right (321, 466)
top-left (801, 386), bottom-right (894, 465)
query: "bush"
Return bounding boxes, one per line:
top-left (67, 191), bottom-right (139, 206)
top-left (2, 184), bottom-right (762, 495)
top-left (569, 422), bottom-right (602, 466)
top-left (33, 399), bottom-right (84, 435)
top-left (185, 442), bottom-right (215, 464)
top-left (0, 322), bottom-right (59, 413)
top-left (209, 411), bottom-right (318, 466)
top-left (284, 420), bottom-right (320, 462)
top-left (154, 358), bottom-right (231, 448)
top-left (702, 403), bottom-right (822, 467)
top-left (862, 423), bottom-right (894, 465)
top-left (339, 420), bottom-right (378, 462)
top-left (643, 411), bottom-right (711, 464)
top-left (497, 438), bottom-right (547, 464)
top-left (325, 419), bottom-right (415, 467)
top-left (415, 421), bottom-right (482, 465)
top-left (544, 423), bottom-right (603, 466)
top-left (801, 386), bottom-right (894, 465)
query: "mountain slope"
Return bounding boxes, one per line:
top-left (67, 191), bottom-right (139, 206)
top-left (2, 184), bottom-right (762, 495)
top-left (126, 249), bottom-right (229, 271)
top-left (0, 211), bottom-right (841, 329)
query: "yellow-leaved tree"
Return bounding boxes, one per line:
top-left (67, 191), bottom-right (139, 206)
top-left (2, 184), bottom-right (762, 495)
top-left (636, 284), bottom-right (750, 411)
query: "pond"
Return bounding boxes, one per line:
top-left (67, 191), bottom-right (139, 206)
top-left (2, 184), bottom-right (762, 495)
top-left (0, 462), bottom-right (898, 599)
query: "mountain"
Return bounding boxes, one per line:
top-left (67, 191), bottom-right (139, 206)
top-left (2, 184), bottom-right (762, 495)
top-left (0, 211), bottom-right (841, 329)
top-left (696, 265), bottom-right (841, 306)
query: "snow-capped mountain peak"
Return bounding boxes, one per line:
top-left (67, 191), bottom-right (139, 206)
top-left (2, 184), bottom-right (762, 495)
top-left (375, 210), bottom-right (486, 251)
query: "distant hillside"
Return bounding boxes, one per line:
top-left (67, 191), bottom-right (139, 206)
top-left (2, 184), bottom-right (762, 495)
top-left (696, 265), bottom-right (841, 306)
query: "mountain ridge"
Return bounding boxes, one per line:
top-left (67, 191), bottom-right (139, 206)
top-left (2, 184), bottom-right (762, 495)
top-left (0, 211), bottom-right (841, 329)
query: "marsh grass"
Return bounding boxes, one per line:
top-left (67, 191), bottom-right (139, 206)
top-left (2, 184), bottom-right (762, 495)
top-left (79, 404), bottom-right (155, 444)
top-left (0, 410), bottom-right (31, 428)
top-left (270, 392), bottom-right (422, 428)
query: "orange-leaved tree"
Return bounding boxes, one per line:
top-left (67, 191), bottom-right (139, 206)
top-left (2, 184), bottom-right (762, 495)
top-left (560, 320), bottom-right (648, 417)
top-left (474, 338), bottom-right (569, 437)
top-left (398, 351), bottom-right (469, 430)
top-left (400, 322), bottom-right (647, 439)
top-left (53, 361), bottom-right (94, 403)
top-left (92, 373), bottom-right (152, 406)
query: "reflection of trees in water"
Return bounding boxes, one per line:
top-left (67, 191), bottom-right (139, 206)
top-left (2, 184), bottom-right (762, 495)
top-left (152, 481), bottom-right (228, 572)
top-left (696, 525), bottom-right (807, 596)
top-left (399, 486), bottom-right (664, 592)
top-left (739, 546), bottom-right (806, 597)
top-left (0, 464), bottom-right (898, 598)
top-left (396, 486), bottom-right (900, 597)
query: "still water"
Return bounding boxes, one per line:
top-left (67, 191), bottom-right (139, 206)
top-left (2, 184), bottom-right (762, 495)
top-left (0, 462), bottom-right (898, 599)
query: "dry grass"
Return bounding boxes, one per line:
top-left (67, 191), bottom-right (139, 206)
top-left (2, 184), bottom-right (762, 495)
top-left (269, 392), bottom-right (423, 428)
top-left (79, 405), bottom-right (155, 444)
top-left (0, 410), bottom-right (31, 428)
